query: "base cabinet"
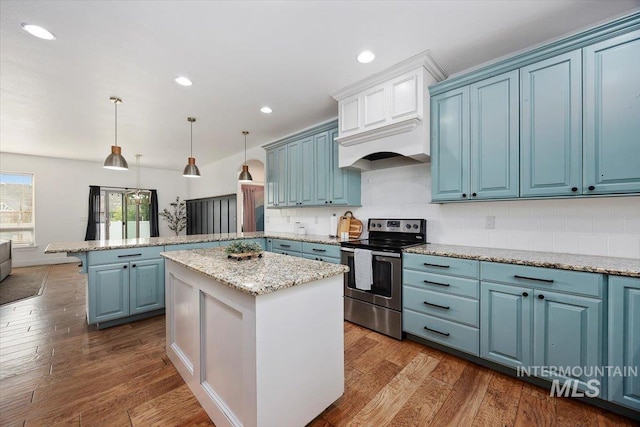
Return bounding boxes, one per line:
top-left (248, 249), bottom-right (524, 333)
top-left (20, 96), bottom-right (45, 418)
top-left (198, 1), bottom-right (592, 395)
top-left (480, 263), bottom-right (604, 391)
top-left (609, 276), bottom-right (640, 411)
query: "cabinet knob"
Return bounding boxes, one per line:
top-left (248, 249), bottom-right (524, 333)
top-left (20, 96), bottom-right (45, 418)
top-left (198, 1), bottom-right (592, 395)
top-left (132, 264), bottom-right (136, 268)
top-left (123, 265), bottom-right (127, 269)
top-left (325, 201), bottom-right (328, 204)
top-left (522, 292), bottom-right (528, 297)
top-left (588, 185), bottom-right (595, 191)
top-left (329, 201), bottom-right (333, 204)
top-left (538, 294), bottom-right (545, 300)
top-left (571, 187), bottom-right (578, 192)
top-left (471, 192), bottom-right (477, 197)
top-left (462, 193), bottom-right (467, 198)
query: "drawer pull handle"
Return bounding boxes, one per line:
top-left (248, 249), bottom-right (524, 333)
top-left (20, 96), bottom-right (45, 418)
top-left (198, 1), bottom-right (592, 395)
top-left (514, 275), bottom-right (553, 283)
top-left (423, 263), bottom-right (449, 269)
top-left (118, 253), bottom-right (142, 258)
top-left (424, 326), bottom-right (450, 337)
top-left (312, 249), bottom-right (326, 252)
top-left (423, 301), bottom-right (450, 310)
top-left (424, 280), bottom-right (450, 287)
top-left (280, 244), bottom-right (291, 248)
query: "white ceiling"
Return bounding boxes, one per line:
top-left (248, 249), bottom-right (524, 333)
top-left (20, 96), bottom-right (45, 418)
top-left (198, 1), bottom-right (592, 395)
top-left (1, 1), bottom-right (638, 171)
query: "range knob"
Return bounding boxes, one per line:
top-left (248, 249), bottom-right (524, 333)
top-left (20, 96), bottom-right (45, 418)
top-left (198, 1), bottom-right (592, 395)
top-left (413, 224), bottom-right (419, 229)
top-left (405, 224), bottom-right (411, 229)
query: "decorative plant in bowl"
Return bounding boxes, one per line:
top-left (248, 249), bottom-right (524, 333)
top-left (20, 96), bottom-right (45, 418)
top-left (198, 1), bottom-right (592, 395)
top-left (224, 241), bottom-right (264, 261)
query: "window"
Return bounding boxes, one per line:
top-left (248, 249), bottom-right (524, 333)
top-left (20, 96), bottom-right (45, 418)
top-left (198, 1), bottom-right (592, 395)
top-left (0, 173), bottom-right (35, 246)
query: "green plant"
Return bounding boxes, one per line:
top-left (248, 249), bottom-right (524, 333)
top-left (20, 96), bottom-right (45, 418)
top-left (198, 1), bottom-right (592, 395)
top-left (159, 197), bottom-right (187, 236)
top-left (224, 241), bottom-right (263, 254)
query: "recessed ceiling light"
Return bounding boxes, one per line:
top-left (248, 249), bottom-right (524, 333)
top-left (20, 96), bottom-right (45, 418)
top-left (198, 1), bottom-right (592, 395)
top-left (175, 76), bottom-right (192, 86)
top-left (260, 106), bottom-right (273, 114)
top-left (21, 23), bottom-right (56, 40)
top-left (357, 51), bottom-right (375, 64)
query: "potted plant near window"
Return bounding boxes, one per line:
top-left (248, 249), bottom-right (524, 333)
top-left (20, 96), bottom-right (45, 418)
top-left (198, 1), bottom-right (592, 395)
top-left (159, 197), bottom-right (187, 236)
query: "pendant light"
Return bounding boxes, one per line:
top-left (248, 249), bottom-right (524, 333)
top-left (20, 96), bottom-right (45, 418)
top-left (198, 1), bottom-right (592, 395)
top-left (238, 131), bottom-right (253, 183)
top-left (125, 154), bottom-right (151, 205)
top-left (182, 117), bottom-right (201, 178)
top-left (103, 97), bottom-right (129, 170)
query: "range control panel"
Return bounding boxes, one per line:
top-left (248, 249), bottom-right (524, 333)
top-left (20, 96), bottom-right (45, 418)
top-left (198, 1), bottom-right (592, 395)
top-left (368, 219), bottom-right (425, 234)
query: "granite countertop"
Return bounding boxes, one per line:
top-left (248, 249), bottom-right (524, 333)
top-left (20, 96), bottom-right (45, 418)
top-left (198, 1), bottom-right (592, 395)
top-left (161, 247), bottom-right (349, 296)
top-left (405, 244), bottom-right (640, 278)
top-left (44, 232), bottom-right (348, 254)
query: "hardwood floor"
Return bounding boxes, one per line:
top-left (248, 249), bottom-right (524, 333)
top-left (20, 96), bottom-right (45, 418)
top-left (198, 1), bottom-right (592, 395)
top-left (0, 263), bottom-right (637, 426)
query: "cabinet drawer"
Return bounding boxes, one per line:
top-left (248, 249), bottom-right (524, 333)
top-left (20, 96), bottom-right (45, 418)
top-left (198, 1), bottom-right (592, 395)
top-left (272, 249), bottom-right (302, 257)
top-left (270, 239), bottom-right (303, 253)
top-left (404, 286), bottom-right (479, 327)
top-left (403, 310), bottom-right (479, 356)
top-left (403, 270), bottom-right (478, 299)
top-left (88, 246), bottom-right (164, 265)
top-left (404, 253), bottom-right (479, 279)
top-left (164, 242), bottom-right (220, 251)
top-left (302, 242), bottom-right (341, 259)
top-left (302, 254), bottom-right (341, 264)
top-left (481, 262), bottom-right (604, 298)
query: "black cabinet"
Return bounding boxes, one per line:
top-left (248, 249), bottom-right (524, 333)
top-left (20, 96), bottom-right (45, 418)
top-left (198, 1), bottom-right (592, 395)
top-left (186, 194), bottom-right (237, 235)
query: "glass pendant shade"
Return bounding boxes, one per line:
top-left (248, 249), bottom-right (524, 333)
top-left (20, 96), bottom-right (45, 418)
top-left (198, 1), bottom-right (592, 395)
top-left (104, 145), bottom-right (129, 170)
top-left (103, 97), bottom-right (128, 170)
top-left (238, 131), bottom-right (253, 182)
top-left (125, 154), bottom-right (151, 205)
top-left (183, 117), bottom-right (201, 178)
top-left (183, 157), bottom-right (201, 178)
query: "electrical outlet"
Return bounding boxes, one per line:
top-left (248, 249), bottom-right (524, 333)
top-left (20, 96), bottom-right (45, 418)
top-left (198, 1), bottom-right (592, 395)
top-left (486, 216), bottom-right (495, 229)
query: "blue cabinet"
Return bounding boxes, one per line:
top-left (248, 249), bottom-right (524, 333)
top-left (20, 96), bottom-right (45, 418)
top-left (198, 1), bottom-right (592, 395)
top-left (520, 51), bottom-right (582, 197)
top-left (480, 282), bottom-right (532, 369)
top-left (430, 87), bottom-right (469, 202)
top-left (480, 262), bottom-right (604, 392)
top-left (88, 262), bottom-right (130, 324)
top-left (532, 289), bottom-right (602, 391)
top-left (264, 122), bottom-right (360, 208)
top-left (608, 276), bottom-right (640, 411)
top-left (470, 70), bottom-right (519, 199)
top-left (130, 258), bottom-right (164, 315)
top-left (266, 145), bottom-right (287, 208)
top-left (403, 254), bottom-right (480, 356)
top-left (583, 30), bottom-right (640, 195)
top-left (431, 70), bottom-right (518, 201)
top-left (429, 15), bottom-right (640, 203)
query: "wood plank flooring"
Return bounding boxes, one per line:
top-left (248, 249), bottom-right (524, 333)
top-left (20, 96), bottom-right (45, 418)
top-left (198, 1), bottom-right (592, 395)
top-left (1, 263), bottom-right (637, 426)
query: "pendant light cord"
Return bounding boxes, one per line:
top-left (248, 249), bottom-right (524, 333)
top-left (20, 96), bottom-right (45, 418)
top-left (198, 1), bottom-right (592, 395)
top-left (244, 133), bottom-right (247, 164)
top-left (190, 120), bottom-right (193, 157)
top-left (114, 101), bottom-right (118, 147)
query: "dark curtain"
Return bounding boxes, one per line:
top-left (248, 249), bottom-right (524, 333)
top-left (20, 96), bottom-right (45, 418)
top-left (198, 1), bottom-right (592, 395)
top-left (150, 190), bottom-right (159, 237)
top-left (84, 185), bottom-right (101, 241)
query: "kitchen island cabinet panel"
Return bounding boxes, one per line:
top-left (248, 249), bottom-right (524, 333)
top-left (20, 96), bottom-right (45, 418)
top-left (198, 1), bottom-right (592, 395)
top-left (608, 276), bottom-right (640, 411)
top-left (130, 258), bottom-right (165, 315)
top-left (88, 263), bottom-right (130, 324)
top-left (584, 30), bottom-right (640, 195)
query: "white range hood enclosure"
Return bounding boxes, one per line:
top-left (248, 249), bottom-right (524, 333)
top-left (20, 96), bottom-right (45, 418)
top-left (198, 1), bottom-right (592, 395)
top-left (332, 51), bottom-right (447, 170)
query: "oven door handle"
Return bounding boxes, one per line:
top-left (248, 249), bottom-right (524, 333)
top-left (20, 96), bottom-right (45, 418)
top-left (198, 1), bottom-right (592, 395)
top-left (340, 247), bottom-right (400, 258)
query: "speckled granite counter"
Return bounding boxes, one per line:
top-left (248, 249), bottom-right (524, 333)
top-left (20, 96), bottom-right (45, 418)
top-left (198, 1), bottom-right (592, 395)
top-left (405, 244), bottom-right (640, 278)
top-left (44, 232), bottom-right (347, 253)
top-left (161, 247), bottom-right (348, 296)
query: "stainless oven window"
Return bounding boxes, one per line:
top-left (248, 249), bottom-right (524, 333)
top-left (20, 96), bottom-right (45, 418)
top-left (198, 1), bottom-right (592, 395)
top-left (345, 255), bottom-right (393, 297)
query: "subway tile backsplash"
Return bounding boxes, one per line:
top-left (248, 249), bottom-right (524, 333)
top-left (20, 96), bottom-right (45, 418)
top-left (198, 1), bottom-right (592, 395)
top-left (264, 163), bottom-right (640, 259)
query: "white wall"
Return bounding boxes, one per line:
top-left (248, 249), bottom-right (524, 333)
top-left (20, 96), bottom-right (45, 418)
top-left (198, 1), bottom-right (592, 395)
top-left (1, 153), bottom-right (188, 266)
top-left (189, 146), bottom-right (266, 199)
top-left (265, 163), bottom-right (640, 259)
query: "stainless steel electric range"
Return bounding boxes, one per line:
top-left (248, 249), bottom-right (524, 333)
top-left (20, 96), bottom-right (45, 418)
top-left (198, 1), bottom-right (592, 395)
top-left (340, 218), bottom-right (426, 340)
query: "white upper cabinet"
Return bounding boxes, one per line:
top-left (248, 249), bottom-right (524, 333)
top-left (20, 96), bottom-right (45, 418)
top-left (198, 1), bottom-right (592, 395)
top-left (333, 51), bottom-right (445, 147)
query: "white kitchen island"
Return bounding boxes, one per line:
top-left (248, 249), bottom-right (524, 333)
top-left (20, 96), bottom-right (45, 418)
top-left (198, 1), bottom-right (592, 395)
top-left (161, 248), bottom-right (348, 427)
